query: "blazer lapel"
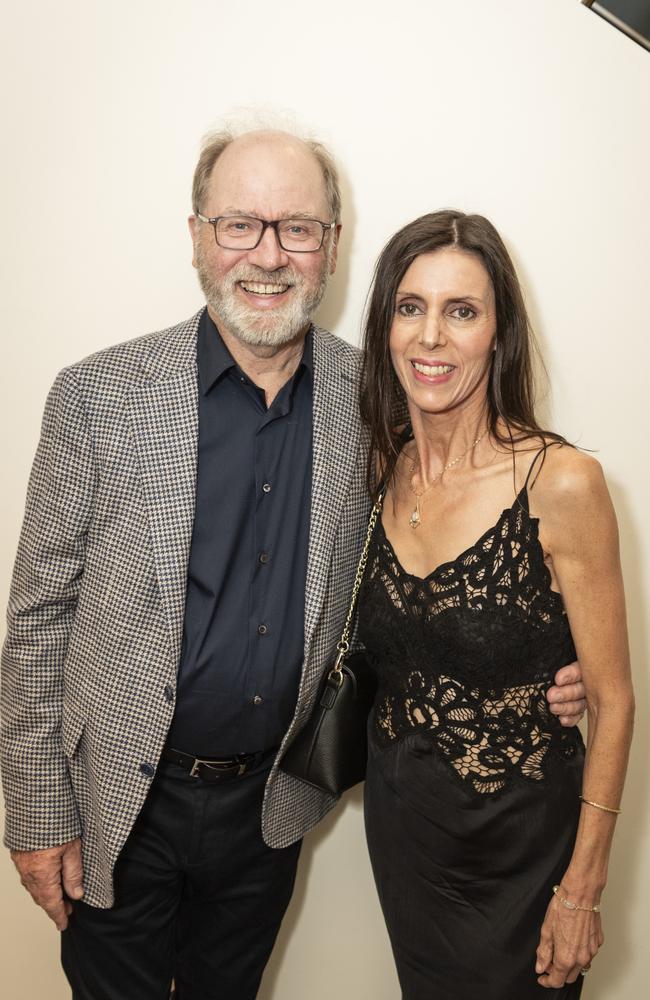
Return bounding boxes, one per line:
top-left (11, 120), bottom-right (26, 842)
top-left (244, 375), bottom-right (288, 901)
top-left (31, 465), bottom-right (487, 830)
top-left (127, 312), bottom-right (201, 670)
top-left (303, 327), bottom-right (362, 661)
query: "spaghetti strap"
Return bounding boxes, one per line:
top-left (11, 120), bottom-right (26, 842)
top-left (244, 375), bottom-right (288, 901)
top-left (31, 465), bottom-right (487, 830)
top-left (522, 439), bottom-right (566, 497)
top-left (515, 442), bottom-right (550, 514)
top-left (523, 443), bottom-right (549, 493)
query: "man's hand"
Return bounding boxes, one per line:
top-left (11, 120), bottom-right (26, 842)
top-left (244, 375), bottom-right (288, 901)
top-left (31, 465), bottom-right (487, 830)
top-left (10, 837), bottom-right (84, 931)
top-left (547, 662), bottom-right (587, 727)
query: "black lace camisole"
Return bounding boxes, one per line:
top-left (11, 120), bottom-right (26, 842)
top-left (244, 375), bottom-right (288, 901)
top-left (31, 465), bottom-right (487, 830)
top-left (357, 451), bottom-right (585, 798)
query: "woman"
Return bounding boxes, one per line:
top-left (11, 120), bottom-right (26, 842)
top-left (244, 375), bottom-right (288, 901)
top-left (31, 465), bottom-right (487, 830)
top-left (357, 210), bottom-right (634, 998)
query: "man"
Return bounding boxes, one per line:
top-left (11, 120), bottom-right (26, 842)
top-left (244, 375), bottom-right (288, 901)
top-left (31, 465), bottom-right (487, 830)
top-left (1, 125), bottom-right (586, 999)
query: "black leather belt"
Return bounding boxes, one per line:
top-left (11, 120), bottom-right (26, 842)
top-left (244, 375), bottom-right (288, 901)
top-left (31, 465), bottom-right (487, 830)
top-left (161, 746), bottom-right (276, 783)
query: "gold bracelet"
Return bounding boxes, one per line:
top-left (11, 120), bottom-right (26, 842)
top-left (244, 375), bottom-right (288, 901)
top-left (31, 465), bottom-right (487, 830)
top-left (552, 885), bottom-right (601, 913)
top-left (579, 795), bottom-right (622, 815)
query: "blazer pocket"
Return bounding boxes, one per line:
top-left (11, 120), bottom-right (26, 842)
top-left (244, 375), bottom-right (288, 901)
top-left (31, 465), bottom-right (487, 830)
top-left (62, 703), bottom-right (85, 759)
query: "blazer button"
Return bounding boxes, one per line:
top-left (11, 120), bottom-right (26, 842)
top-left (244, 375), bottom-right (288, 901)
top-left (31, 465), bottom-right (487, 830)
top-left (163, 684), bottom-right (174, 703)
top-left (262, 483), bottom-right (272, 493)
top-left (257, 624), bottom-right (268, 635)
top-left (253, 695), bottom-right (263, 706)
top-left (140, 763), bottom-right (155, 778)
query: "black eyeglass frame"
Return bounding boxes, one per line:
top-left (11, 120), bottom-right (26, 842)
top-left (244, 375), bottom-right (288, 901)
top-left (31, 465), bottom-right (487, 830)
top-left (194, 212), bottom-right (337, 252)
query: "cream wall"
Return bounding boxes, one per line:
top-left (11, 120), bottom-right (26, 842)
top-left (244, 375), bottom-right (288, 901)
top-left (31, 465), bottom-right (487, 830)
top-left (1, 1), bottom-right (648, 997)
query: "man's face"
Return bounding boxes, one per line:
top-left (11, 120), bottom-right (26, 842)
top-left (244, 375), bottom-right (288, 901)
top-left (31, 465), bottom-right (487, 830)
top-left (189, 132), bottom-right (339, 349)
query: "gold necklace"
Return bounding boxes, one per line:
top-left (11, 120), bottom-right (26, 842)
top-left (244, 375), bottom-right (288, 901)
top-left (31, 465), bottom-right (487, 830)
top-left (407, 430), bottom-right (488, 529)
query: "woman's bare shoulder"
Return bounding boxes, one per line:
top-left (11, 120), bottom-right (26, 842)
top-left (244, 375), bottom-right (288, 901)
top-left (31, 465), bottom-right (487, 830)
top-left (525, 442), bottom-right (614, 543)
top-left (529, 443), bottom-right (605, 500)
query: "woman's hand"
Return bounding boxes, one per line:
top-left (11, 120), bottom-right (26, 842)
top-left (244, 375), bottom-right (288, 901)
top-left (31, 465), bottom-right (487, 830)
top-left (535, 891), bottom-right (604, 988)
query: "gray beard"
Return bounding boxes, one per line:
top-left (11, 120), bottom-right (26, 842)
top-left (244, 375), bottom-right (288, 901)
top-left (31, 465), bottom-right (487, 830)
top-left (195, 255), bottom-right (330, 348)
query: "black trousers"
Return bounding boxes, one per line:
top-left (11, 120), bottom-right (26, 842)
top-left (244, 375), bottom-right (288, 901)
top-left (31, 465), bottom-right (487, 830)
top-left (61, 755), bottom-right (301, 1000)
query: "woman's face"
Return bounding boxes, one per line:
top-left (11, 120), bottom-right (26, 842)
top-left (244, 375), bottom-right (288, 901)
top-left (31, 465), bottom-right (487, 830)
top-left (389, 248), bottom-right (497, 418)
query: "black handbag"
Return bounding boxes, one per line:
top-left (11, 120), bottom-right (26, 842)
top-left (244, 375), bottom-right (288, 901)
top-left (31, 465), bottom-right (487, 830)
top-left (280, 489), bottom-right (385, 795)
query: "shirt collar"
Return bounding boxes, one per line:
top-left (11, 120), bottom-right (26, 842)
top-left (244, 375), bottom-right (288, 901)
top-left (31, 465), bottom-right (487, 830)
top-left (197, 307), bottom-right (314, 396)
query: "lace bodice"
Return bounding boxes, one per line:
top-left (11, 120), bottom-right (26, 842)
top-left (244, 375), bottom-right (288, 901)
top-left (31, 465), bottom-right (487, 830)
top-left (357, 481), bottom-right (583, 797)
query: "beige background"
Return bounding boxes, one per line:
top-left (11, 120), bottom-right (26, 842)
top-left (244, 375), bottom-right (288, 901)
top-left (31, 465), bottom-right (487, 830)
top-left (1, 1), bottom-right (648, 996)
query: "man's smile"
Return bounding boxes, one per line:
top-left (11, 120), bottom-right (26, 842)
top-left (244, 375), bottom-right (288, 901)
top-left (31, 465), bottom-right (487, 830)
top-left (239, 280), bottom-right (291, 296)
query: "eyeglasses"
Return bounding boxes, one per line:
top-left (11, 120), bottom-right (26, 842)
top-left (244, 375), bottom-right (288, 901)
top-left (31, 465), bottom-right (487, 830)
top-left (195, 213), bottom-right (336, 253)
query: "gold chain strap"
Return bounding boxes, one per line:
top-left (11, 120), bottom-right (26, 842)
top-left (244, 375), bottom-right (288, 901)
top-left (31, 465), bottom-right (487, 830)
top-left (328, 489), bottom-right (386, 686)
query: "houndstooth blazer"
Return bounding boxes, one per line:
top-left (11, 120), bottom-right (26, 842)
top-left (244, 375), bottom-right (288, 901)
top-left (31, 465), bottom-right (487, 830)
top-left (1, 309), bottom-right (370, 907)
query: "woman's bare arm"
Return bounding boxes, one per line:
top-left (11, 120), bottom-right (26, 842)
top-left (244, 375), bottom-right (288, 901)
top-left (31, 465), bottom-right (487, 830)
top-left (532, 449), bottom-right (634, 988)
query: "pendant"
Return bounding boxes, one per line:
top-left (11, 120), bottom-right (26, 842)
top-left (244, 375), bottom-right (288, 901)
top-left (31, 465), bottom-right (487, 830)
top-left (409, 499), bottom-right (421, 529)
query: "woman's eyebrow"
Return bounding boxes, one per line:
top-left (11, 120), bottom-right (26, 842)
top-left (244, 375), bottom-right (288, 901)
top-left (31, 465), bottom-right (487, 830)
top-left (396, 290), bottom-right (485, 302)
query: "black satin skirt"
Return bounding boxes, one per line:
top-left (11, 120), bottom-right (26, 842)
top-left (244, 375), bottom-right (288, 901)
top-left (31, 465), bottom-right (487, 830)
top-left (364, 734), bottom-right (585, 1000)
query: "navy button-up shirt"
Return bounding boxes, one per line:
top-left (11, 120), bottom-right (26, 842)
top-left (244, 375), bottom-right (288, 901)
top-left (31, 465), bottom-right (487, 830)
top-left (166, 309), bottom-right (313, 755)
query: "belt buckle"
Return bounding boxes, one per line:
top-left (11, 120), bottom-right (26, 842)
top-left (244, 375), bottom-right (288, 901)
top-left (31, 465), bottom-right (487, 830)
top-left (188, 756), bottom-right (250, 781)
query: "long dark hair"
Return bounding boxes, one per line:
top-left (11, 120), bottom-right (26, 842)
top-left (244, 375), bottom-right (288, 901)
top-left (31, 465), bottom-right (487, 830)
top-left (359, 209), bottom-right (567, 498)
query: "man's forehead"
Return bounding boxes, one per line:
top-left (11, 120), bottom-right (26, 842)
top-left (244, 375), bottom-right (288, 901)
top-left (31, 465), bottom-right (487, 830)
top-left (220, 128), bottom-right (314, 161)
top-left (206, 131), bottom-right (329, 213)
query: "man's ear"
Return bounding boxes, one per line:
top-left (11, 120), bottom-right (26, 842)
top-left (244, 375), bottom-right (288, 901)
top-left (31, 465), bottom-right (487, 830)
top-left (188, 215), bottom-right (199, 268)
top-left (328, 223), bottom-right (342, 275)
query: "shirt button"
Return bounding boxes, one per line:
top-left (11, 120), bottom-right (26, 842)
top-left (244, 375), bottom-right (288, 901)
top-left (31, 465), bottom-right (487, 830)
top-left (257, 623), bottom-right (268, 635)
top-left (253, 695), bottom-right (263, 706)
top-left (140, 762), bottom-right (155, 778)
top-left (163, 684), bottom-right (174, 703)
top-left (259, 552), bottom-right (269, 564)
top-left (262, 483), bottom-right (272, 493)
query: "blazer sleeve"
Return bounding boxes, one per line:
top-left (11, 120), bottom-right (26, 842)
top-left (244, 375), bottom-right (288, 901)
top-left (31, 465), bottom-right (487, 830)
top-left (1, 367), bottom-right (96, 850)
